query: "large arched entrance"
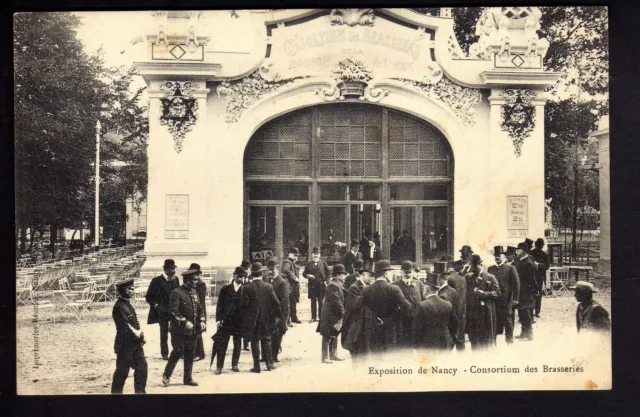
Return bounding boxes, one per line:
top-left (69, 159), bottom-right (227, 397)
top-left (243, 103), bottom-right (453, 267)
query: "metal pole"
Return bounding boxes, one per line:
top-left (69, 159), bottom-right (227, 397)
top-left (95, 120), bottom-right (101, 249)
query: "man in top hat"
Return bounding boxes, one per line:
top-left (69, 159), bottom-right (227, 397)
top-left (413, 276), bottom-right (458, 352)
top-left (212, 267), bottom-right (247, 375)
top-left (341, 264), bottom-right (375, 367)
top-left (394, 261), bottom-right (424, 348)
top-left (488, 247), bottom-right (520, 345)
top-left (505, 246), bottom-right (518, 264)
top-left (317, 264), bottom-right (347, 363)
top-left (574, 281), bottom-right (610, 333)
top-left (145, 259), bottom-right (180, 360)
top-left (465, 254), bottom-right (500, 350)
top-left (244, 262), bottom-right (281, 373)
top-left (512, 242), bottom-right (539, 341)
top-left (524, 238), bottom-right (534, 253)
top-left (343, 239), bottom-right (364, 275)
top-left (442, 260), bottom-right (467, 351)
top-left (435, 262), bottom-right (460, 328)
top-left (344, 259), bottom-right (364, 291)
top-left (281, 248), bottom-right (302, 325)
top-left (189, 263), bottom-right (207, 361)
top-left (111, 278), bottom-right (147, 394)
top-left (530, 238), bottom-right (550, 318)
top-left (268, 258), bottom-right (290, 363)
top-left (361, 260), bottom-right (413, 354)
top-left (459, 245), bottom-right (474, 275)
top-left (162, 267), bottom-right (206, 387)
top-left (303, 247), bottom-right (330, 323)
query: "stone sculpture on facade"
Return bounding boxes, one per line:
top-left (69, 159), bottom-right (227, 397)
top-left (329, 9), bottom-right (375, 27)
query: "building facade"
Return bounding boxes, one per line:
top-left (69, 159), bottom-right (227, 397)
top-left (132, 8), bottom-right (559, 270)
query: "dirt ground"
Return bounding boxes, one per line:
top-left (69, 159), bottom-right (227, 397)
top-left (16, 289), bottom-right (612, 395)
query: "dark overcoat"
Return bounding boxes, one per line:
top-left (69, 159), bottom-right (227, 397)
top-left (245, 279), bottom-right (281, 340)
top-left (317, 279), bottom-right (346, 337)
top-left (215, 283), bottom-right (244, 334)
top-left (169, 285), bottom-right (204, 337)
top-left (488, 263), bottom-right (521, 315)
top-left (437, 284), bottom-right (459, 317)
top-left (530, 248), bottom-right (550, 288)
top-left (513, 255), bottom-right (538, 309)
top-left (343, 250), bottom-right (364, 274)
top-left (412, 294), bottom-right (458, 350)
top-left (196, 280), bottom-right (207, 322)
top-left (446, 271), bottom-right (467, 343)
top-left (271, 274), bottom-right (291, 335)
top-left (145, 274), bottom-right (179, 324)
top-left (240, 281), bottom-right (259, 339)
top-left (577, 300), bottom-right (611, 333)
top-left (303, 259), bottom-right (330, 298)
top-left (281, 258), bottom-right (300, 303)
top-left (113, 298), bottom-right (144, 354)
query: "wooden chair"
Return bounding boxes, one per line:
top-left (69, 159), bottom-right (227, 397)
top-left (549, 267), bottom-right (571, 296)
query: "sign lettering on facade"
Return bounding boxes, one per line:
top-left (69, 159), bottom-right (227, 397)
top-left (165, 194), bottom-right (189, 239)
top-left (507, 196), bottom-right (529, 238)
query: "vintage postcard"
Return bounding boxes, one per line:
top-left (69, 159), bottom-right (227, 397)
top-left (15, 7), bottom-right (610, 394)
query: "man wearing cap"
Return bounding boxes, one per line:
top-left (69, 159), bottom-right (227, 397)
top-left (394, 261), bottom-right (424, 348)
top-left (281, 248), bottom-right (302, 325)
top-left (189, 263), bottom-right (207, 361)
top-left (162, 268), bottom-right (206, 387)
top-left (145, 259), bottom-right (180, 360)
top-left (344, 259), bottom-right (364, 290)
top-left (465, 255), bottom-right (500, 350)
top-left (513, 242), bottom-right (539, 341)
top-left (344, 240), bottom-right (364, 275)
top-left (443, 260), bottom-right (467, 351)
top-left (574, 281), bottom-right (610, 333)
top-left (268, 259), bottom-right (290, 362)
top-left (244, 262), bottom-right (281, 373)
top-left (111, 278), bottom-right (147, 394)
top-left (303, 247), bottom-right (330, 323)
top-left (361, 260), bottom-right (413, 354)
top-left (317, 264), bottom-right (347, 363)
top-left (459, 245), bottom-right (473, 275)
top-left (488, 247), bottom-right (520, 345)
top-left (413, 278), bottom-right (458, 352)
top-left (530, 238), bottom-right (550, 318)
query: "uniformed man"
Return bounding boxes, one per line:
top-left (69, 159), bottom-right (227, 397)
top-left (488, 247), bottom-right (520, 345)
top-left (303, 247), bottom-right (330, 323)
top-left (281, 248), bottom-right (302, 325)
top-left (212, 267), bottom-right (246, 375)
top-left (268, 259), bottom-right (290, 363)
top-left (513, 242), bottom-right (538, 341)
top-left (145, 259), bottom-right (179, 360)
top-left (530, 238), bottom-right (550, 318)
top-left (574, 281), bottom-right (610, 333)
top-left (111, 278), bottom-right (147, 394)
top-left (317, 264), bottom-right (347, 364)
top-left (162, 268), bottom-right (206, 387)
top-left (394, 261), bottom-right (424, 348)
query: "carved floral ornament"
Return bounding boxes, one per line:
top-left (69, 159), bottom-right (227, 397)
top-left (315, 59), bottom-right (389, 103)
top-left (500, 88), bottom-right (537, 157)
top-left (329, 9), bottom-right (375, 26)
top-left (159, 81), bottom-right (199, 153)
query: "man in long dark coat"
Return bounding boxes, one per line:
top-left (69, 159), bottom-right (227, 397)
top-left (244, 262), bottom-right (281, 373)
top-left (343, 239), bottom-right (364, 274)
top-left (361, 260), bottom-right (413, 355)
top-left (145, 259), bottom-right (179, 360)
top-left (303, 247), bottom-right (330, 323)
top-left (513, 242), bottom-right (539, 341)
top-left (342, 267), bottom-right (374, 368)
top-left (268, 259), bottom-right (290, 362)
top-left (413, 282), bottom-right (458, 351)
top-left (281, 248), bottom-right (301, 325)
top-left (344, 259), bottom-right (364, 290)
top-left (444, 263), bottom-right (467, 350)
top-left (393, 261), bottom-right (423, 349)
top-left (317, 264), bottom-right (347, 364)
top-left (162, 268), bottom-right (205, 387)
top-left (436, 263), bottom-right (460, 344)
top-left (574, 281), bottom-right (610, 333)
top-left (189, 263), bottom-right (207, 361)
top-left (111, 278), bottom-right (147, 394)
top-left (530, 238), bottom-right (550, 318)
top-left (465, 255), bottom-right (500, 350)
top-left (212, 267), bottom-right (246, 375)
top-left (488, 247), bottom-right (521, 345)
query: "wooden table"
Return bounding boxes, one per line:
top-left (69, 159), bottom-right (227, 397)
top-left (568, 265), bottom-right (593, 284)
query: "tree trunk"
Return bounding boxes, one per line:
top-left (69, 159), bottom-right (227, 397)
top-left (19, 228), bottom-right (27, 254)
top-left (571, 164), bottom-right (578, 262)
top-left (49, 223), bottom-right (58, 255)
top-left (28, 228), bottom-right (35, 252)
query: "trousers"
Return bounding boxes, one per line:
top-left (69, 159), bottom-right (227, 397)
top-left (272, 328), bottom-right (284, 360)
top-left (111, 345), bottom-right (147, 394)
top-left (517, 307), bottom-right (534, 338)
top-left (310, 296), bottom-right (323, 321)
top-left (251, 333), bottom-right (273, 368)
top-left (496, 306), bottom-right (515, 344)
top-left (163, 333), bottom-right (197, 383)
top-left (467, 318), bottom-right (493, 350)
top-left (159, 319), bottom-right (170, 358)
top-left (321, 335), bottom-right (339, 361)
top-left (534, 293), bottom-right (543, 316)
top-left (217, 330), bottom-right (242, 369)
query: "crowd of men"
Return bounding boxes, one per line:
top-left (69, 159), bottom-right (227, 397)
top-left (109, 239), bottom-right (610, 394)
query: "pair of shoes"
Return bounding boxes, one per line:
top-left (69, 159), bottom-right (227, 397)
top-left (287, 323), bottom-right (294, 328)
top-left (162, 375), bottom-right (170, 387)
top-left (267, 364), bottom-right (277, 371)
top-left (162, 356), bottom-right (169, 361)
top-left (215, 369), bottom-right (222, 375)
top-left (330, 356), bottom-right (345, 361)
top-left (250, 367), bottom-right (261, 374)
top-left (273, 357), bottom-right (279, 363)
top-left (309, 319), bottom-right (316, 323)
top-left (194, 357), bottom-right (203, 362)
top-left (531, 319), bottom-right (537, 324)
top-left (259, 358), bottom-right (266, 363)
top-left (232, 366), bottom-right (240, 372)
top-left (293, 319), bottom-right (302, 324)
top-left (322, 359), bottom-right (333, 364)
top-left (535, 314), bottom-right (541, 318)
top-left (515, 334), bottom-right (533, 341)
top-left (243, 347), bottom-right (250, 351)
top-left (184, 380), bottom-right (199, 386)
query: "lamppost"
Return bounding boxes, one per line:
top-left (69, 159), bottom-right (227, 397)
top-left (95, 120), bottom-right (101, 250)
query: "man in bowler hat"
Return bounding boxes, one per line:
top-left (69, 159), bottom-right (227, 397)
top-left (145, 259), bottom-right (180, 360)
top-left (268, 259), bottom-right (290, 362)
top-left (443, 258), bottom-right (467, 350)
top-left (343, 239), bottom-right (364, 274)
top-left (465, 255), bottom-right (500, 350)
top-left (394, 261), bottom-right (424, 348)
top-left (513, 242), bottom-right (539, 341)
top-left (189, 263), bottom-right (207, 361)
top-left (162, 268), bottom-right (206, 387)
top-left (530, 238), bottom-right (550, 318)
top-left (459, 245), bottom-right (473, 274)
top-left (303, 247), bottom-right (330, 323)
top-left (344, 259), bottom-right (364, 290)
top-left (213, 266), bottom-right (246, 374)
top-left (281, 248), bottom-right (302, 325)
top-left (574, 281), bottom-right (610, 333)
top-left (111, 278), bottom-right (147, 394)
top-left (488, 246), bottom-right (520, 344)
top-left (317, 264), bottom-right (347, 363)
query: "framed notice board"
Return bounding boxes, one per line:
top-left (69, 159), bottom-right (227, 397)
top-left (507, 196), bottom-right (528, 238)
top-left (165, 194), bottom-right (189, 239)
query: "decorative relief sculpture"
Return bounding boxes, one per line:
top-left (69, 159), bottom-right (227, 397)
top-left (500, 88), bottom-right (537, 157)
top-left (329, 9), bottom-right (375, 26)
top-left (315, 59), bottom-right (389, 102)
top-left (159, 81), bottom-right (199, 153)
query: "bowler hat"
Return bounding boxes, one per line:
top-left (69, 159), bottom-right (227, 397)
top-left (332, 264), bottom-right (346, 276)
top-left (493, 246), bottom-right (505, 257)
top-left (470, 254), bottom-right (483, 266)
top-left (374, 260), bottom-right (394, 273)
top-left (517, 243), bottom-right (529, 251)
top-left (452, 260), bottom-right (464, 272)
top-left (288, 247), bottom-right (300, 255)
top-left (115, 277), bottom-right (134, 289)
top-left (524, 238), bottom-right (534, 248)
top-left (459, 245), bottom-right (473, 253)
top-left (434, 261), bottom-right (447, 274)
top-left (535, 238), bottom-right (545, 247)
top-left (311, 247), bottom-right (321, 254)
top-left (233, 266), bottom-right (247, 277)
top-left (182, 269), bottom-right (201, 278)
top-left (267, 259), bottom-right (279, 269)
top-left (163, 259), bottom-right (177, 269)
top-left (251, 262), bottom-right (267, 275)
top-left (400, 261), bottom-right (414, 272)
top-left (353, 259), bottom-right (364, 272)
top-left (573, 281), bottom-right (599, 293)
top-left (350, 239), bottom-right (360, 247)
top-left (188, 263), bottom-right (201, 272)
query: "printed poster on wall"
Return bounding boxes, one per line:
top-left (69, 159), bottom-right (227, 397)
top-left (507, 196), bottom-right (528, 238)
top-left (165, 194), bottom-right (189, 239)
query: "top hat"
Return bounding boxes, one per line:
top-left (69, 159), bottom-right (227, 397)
top-left (233, 266), bottom-right (248, 277)
top-left (459, 245), bottom-right (473, 253)
top-left (400, 261), bottom-right (414, 272)
top-left (506, 246), bottom-right (517, 255)
top-left (426, 273), bottom-right (440, 289)
top-left (517, 243), bottom-right (529, 251)
top-left (288, 247), bottom-right (300, 256)
top-left (524, 238), bottom-right (534, 248)
top-left (332, 264), bottom-right (346, 276)
top-left (434, 261), bottom-right (448, 274)
top-left (182, 268), bottom-right (201, 278)
top-left (535, 238), bottom-right (545, 247)
top-left (353, 259), bottom-right (365, 272)
top-left (493, 246), bottom-right (505, 257)
top-left (470, 254), bottom-right (483, 266)
top-left (311, 247), bottom-right (321, 254)
top-left (188, 263), bottom-right (201, 272)
top-left (266, 259), bottom-right (279, 269)
top-left (163, 259), bottom-right (177, 269)
top-left (251, 262), bottom-right (267, 275)
top-left (115, 277), bottom-right (135, 289)
top-left (350, 239), bottom-right (360, 247)
top-left (374, 260), bottom-right (394, 274)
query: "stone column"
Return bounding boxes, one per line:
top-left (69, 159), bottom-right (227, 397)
top-left (591, 125), bottom-right (610, 276)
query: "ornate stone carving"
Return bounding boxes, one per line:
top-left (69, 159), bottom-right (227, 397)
top-left (329, 9), bottom-right (375, 26)
top-left (500, 88), bottom-right (537, 157)
top-left (216, 71), bottom-right (301, 123)
top-left (315, 59), bottom-right (389, 102)
top-left (447, 35), bottom-right (467, 60)
top-left (397, 77), bottom-right (482, 126)
top-left (159, 82), bottom-right (199, 153)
